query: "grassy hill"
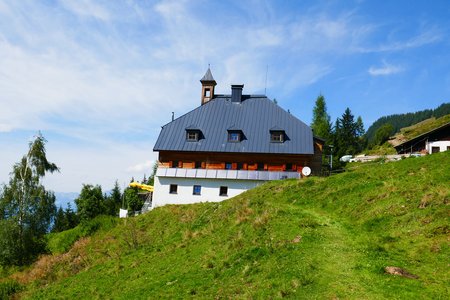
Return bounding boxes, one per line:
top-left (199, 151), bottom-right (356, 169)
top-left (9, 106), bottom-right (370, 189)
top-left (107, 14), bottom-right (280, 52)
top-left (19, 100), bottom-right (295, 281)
top-left (389, 114), bottom-right (450, 146)
top-left (366, 114), bottom-right (450, 155)
top-left (4, 152), bottom-right (449, 299)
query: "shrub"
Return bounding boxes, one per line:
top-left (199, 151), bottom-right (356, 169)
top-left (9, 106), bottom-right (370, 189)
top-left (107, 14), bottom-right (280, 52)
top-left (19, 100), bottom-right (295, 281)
top-left (0, 279), bottom-right (22, 299)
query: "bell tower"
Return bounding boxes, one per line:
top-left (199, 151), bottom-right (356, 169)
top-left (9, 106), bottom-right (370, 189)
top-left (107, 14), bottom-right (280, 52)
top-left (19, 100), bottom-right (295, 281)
top-left (200, 67), bottom-right (217, 105)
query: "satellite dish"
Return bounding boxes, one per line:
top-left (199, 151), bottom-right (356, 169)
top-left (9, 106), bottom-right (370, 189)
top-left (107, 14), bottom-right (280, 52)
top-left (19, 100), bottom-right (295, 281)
top-left (302, 166), bottom-right (311, 177)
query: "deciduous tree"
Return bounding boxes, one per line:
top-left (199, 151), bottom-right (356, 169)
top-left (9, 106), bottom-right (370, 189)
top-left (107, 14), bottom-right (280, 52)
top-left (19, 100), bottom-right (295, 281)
top-left (0, 133), bottom-right (58, 265)
top-left (75, 184), bottom-right (105, 221)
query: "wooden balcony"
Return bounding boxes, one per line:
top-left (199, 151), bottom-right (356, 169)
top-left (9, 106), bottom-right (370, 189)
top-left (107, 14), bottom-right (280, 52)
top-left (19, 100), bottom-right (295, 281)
top-left (156, 168), bottom-right (301, 181)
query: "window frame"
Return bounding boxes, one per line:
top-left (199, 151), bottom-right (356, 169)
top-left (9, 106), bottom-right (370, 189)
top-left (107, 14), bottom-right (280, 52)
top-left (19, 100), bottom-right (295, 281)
top-left (169, 184), bottom-right (178, 194)
top-left (186, 131), bottom-right (199, 142)
top-left (228, 131), bottom-right (241, 142)
top-left (270, 131), bottom-right (284, 143)
top-left (219, 186), bottom-right (228, 196)
top-left (193, 185), bottom-right (201, 195)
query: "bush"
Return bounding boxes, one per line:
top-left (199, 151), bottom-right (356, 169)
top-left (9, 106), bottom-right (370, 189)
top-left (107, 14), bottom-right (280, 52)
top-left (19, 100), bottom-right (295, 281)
top-left (0, 279), bottom-right (22, 299)
top-left (47, 216), bottom-right (117, 254)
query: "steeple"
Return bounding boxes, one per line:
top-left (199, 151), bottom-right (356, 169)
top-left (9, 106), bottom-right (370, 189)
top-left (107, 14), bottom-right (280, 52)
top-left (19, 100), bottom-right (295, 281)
top-left (200, 66), bottom-right (217, 105)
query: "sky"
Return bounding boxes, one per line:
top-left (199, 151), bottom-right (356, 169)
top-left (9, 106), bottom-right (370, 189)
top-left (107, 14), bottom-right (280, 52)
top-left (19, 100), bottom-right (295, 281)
top-left (1, 0), bottom-right (449, 194)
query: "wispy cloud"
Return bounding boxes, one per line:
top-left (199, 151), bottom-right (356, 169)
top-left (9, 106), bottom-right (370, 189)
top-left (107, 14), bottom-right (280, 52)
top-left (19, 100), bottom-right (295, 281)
top-left (60, 0), bottom-right (111, 21)
top-left (368, 61), bottom-right (404, 76)
top-left (355, 28), bottom-right (442, 53)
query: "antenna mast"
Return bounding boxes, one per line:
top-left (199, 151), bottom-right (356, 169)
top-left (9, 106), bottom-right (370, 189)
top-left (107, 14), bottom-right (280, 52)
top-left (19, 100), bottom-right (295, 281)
top-left (264, 65), bottom-right (268, 95)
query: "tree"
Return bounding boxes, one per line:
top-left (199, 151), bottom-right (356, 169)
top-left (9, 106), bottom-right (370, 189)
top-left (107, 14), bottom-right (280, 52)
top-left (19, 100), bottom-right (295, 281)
top-left (75, 184), bottom-right (105, 221)
top-left (52, 203), bottom-right (78, 233)
top-left (311, 94), bottom-right (332, 140)
top-left (333, 108), bottom-right (365, 167)
top-left (374, 123), bottom-right (394, 146)
top-left (104, 180), bottom-right (122, 216)
top-left (147, 162), bottom-right (158, 186)
top-left (124, 187), bottom-right (142, 212)
top-left (0, 133), bottom-right (58, 265)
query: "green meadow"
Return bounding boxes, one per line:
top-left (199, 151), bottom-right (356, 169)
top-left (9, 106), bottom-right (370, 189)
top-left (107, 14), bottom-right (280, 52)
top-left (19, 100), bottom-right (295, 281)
top-left (5, 151), bottom-right (449, 299)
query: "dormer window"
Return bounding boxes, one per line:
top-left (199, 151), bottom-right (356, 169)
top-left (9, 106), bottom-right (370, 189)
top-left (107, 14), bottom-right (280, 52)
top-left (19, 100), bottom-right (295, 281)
top-left (186, 131), bottom-right (199, 142)
top-left (270, 131), bottom-right (284, 142)
top-left (185, 125), bottom-right (202, 142)
top-left (227, 126), bottom-right (244, 143)
top-left (228, 131), bottom-right (241, 142)
top-left (270, 130), bottom-right (286, 143)
top-left (270, 126), bottom-right (286, 143)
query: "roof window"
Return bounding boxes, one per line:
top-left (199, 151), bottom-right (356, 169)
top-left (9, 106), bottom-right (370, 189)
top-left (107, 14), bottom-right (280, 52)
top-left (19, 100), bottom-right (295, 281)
top-left (270, 131), bottom-right (285, 143)
top-left (185, 125), bottom-right (202, 142)
top-left (228, 131), bottom-right (241, 142)
top-left (186, 131), bottom-right (199, 142)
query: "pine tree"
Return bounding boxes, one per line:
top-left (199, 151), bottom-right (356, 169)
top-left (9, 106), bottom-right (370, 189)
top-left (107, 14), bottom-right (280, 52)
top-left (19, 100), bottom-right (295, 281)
top-left (147, 162), bottom-right (158, 186)
top-left (104, 180), bottom-right (122, 216)
top-left (311, 94), bottom-right (332, 140)
top-left (333, 108), bottom-right (361, 165)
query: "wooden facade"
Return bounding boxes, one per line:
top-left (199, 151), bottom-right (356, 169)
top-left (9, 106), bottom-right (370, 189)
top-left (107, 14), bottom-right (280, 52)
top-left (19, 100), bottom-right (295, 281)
top-left (158, 138), bottom-right (324, 175)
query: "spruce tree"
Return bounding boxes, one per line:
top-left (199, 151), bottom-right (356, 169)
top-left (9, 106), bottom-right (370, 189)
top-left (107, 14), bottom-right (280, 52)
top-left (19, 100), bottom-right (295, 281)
top-left (311, 94), bottom-right (332, 140)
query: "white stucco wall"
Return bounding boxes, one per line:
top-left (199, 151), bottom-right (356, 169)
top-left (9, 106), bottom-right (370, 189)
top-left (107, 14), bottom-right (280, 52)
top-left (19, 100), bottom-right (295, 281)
top-left (152, 176), bottom-right (263, 208)
top-left (427, 141), bottom-right (450, 153)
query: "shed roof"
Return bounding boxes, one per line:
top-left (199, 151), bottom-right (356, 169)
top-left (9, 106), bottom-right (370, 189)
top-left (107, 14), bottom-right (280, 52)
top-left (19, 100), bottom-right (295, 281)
top-left (154, 95), bottom-right (314, 154)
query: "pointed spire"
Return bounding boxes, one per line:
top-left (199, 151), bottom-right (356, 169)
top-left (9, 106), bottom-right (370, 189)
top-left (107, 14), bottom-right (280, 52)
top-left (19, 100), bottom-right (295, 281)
top-left (200, 67), bottom-right (215, 82)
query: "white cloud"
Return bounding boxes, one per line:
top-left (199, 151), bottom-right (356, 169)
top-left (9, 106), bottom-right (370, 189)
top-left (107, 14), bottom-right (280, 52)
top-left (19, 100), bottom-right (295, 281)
top-left (355, 28), bottom-right (441, 53)
top-left (368, 62), bottom-right (404, 76)
top-left (59, 0), bottom-right (111, 21)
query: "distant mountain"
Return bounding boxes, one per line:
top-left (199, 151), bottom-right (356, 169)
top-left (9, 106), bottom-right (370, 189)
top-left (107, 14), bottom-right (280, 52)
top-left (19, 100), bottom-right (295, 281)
top-left (366, 102), bottom-right (450, 144)
top-left (54, 192), bottom-right (78, 210)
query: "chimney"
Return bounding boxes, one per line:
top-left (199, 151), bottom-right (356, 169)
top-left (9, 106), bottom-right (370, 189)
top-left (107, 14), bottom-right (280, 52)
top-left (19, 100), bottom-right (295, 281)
top-left (231, 84), bottom-right (244, 103)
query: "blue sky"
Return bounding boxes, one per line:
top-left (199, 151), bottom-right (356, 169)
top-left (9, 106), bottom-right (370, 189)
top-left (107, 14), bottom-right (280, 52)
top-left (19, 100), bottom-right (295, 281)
top-left (1, 0), bottom-right (449, 193)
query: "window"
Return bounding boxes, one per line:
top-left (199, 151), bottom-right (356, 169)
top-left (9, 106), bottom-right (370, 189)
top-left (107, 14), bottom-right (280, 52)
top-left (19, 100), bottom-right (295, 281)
top-left (195, 161), bottom-right (202, 169)
top-left (193, 185), bottom-right (201, 195)
top-left (228, 132), bottom-right (241, 142)
top-left (186, 131), bottom-right (199, 142)
top-left (204, 88), bottom-right (211, 97)
top-left (169, 184), bottom-right (178, 194)
top-left (219, 186), bottom-right (228, 196)
top-left (432, 146), bottom-right (440, 153)
top-left (225, 162), bottom-right (232, 170)
top-left (172, 160), bottom-right (179, 168)
top-left (270, 131), bottom-right (284, 143)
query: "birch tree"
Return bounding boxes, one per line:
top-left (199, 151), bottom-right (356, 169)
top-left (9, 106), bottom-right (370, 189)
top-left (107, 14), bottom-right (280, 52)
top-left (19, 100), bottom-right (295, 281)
top-left (0, 133), bottom-right (58, 265)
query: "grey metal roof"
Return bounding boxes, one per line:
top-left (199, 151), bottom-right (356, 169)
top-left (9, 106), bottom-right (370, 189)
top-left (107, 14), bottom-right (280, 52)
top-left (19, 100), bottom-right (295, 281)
top-left (200, 68), bottom-right (215, 82)
top-left (153, 95), bottom-right (314, 154)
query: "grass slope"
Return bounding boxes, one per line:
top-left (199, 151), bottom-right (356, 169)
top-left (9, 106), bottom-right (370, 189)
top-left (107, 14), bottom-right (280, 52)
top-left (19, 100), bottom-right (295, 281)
top-left (390, 114), bottom-right (450, 147)
top-left (11, 152), bottom-right (450, 299)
